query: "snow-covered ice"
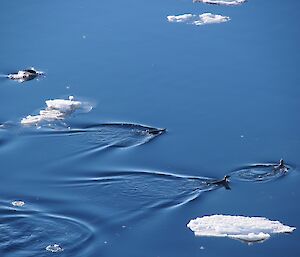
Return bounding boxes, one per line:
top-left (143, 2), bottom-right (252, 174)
top-left (21, 96), bottom-right (86, 125)
top-left (193, 0), bottom-right (246, 6)
top-left (187, 215), bottom-right (295, 243)
top-left (167, 13), bottom-right (230, 26)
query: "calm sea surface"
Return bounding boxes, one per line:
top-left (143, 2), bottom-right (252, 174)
top-left (0, 0), bottom-right (300, 256)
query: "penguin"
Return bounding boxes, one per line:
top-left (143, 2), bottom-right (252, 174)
top-left (147, 128), bottom-right (166, 135)
top-left (273, 159), bottom-right (289, 173)
top-left (7, 68), bottom-right (44, 82)
top-left (208, 175), bottom-right (231, 190)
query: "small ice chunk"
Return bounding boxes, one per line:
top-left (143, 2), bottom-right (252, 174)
top-left (193, 0), bottom-right (246, 6)
top-left (45, 97), bottom-right (81, 112)
top-left (12, 200), bottom-right (25, 207)
top-left (46, 244), bottom-right (64, 253)
top-left (167, 14), bottom-right (194, 23)
top-left (21, 96), bottom-right (83, 125)
top-left (187, 215), bottom-right (296, 243)
top-left (167, 13), bottom-right (230, 26)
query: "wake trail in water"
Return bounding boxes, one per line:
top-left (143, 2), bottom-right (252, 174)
top-left (14, 123), bottom-right (166, 163)
top-left (227, 161), bottom-right (291, 183)
top-left (57, 170), bottom-right (225, 222)
top-left (54, 160), bottom-right (293, 222)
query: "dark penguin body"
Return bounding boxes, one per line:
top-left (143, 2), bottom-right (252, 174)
top-left (208, 175), bottom-right (231, 190)
top-left (273, 159), bottom-right (289, 173)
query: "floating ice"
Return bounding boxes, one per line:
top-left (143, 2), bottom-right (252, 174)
top-left (187, 215), bottom-right (296, 243)
top-left (21, 96), bottom-right (87, 125)
top-left (167, 14), bottom-right (194, 23)
top-left (193, 0), bottom-right (246, 6)
top-left (11, 201), bottom-right (25, 207)
top-left (167, 13), bottom-right (230, 26)
top-left (46, 244), bottom-right (64, 253)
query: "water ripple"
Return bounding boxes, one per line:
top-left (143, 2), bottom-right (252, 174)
top-left (0, 125), bottom-right (13, 150)
top-left (0, 201), bottom-right (93, 257)
top-left (57, 170), bottom-right (224, 221)
top-left (228, 161), bottom-right (292, 183)
top-left (24, 123), bottom-right (166, 149)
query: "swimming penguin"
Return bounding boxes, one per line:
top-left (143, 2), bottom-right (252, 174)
top-left (7, 68), bottom-right (44, 82)
top-left (147, 128), bottom-right (166, 135)
top-left (209, 175), bottom-right (231, 190)
top-left (273, 159), bottom-right (289, 173)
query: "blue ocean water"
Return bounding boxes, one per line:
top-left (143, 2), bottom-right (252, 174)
top-left (0, 0), bottom-right (300, 256)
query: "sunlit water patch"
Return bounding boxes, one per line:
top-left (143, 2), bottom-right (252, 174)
top-left (193, 0), bottom-right (246, 6)
top-left (228, 160), bottom-right (292, 183)
top-left (57, 171), bottom-right (226, 221)
top-left (0, 201), bottom-right (93, 257)
top-left (167, 13), bottom-right (230, 26)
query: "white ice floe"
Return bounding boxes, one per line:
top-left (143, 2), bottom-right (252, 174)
top-left (46, 244), bottom-right (64, 253)
top-left (187, 215), bottom-right (295, 243)
top-left (193, 0), bottom-right (246, 6)
top-left (21, 96), bottom-right (84, 125)
top-left (11, 200), bottom-right (25, 207)
top-left (167, 13), bottom-right (230, 26)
